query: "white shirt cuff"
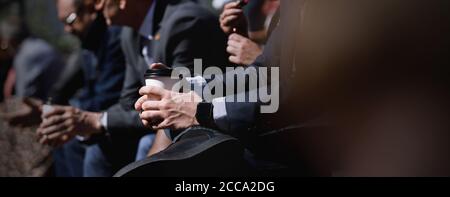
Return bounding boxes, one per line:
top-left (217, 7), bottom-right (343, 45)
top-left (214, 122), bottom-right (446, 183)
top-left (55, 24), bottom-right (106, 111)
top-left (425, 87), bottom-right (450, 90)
top-left (212, 97), bottom-right (229, 131)
top-left (100, 112), bottom-right (108, 130)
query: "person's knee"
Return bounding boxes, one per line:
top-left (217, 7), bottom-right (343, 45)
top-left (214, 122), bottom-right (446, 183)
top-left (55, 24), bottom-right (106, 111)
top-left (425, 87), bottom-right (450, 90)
top-left (84, 145), bottom-right (112, 177)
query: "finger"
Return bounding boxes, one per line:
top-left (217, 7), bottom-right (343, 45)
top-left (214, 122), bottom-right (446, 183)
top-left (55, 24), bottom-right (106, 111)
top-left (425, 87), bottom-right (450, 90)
top-left (224, 1), bottom-right (240, 10)
top-left (39, 122), bottom-right (68, 135)
top-left (43, 133), bottom-right (65, 147)
top-left (229, 56), bottom-right (241, 64)
top-left (46, 129), bottom-right (69, 141)
top-left (36, 128), bottom-right (44, 138)
top-left (37, 127), bottom-right (47, 135)
top-left (142, 119), bottom-right (150, 127)
top-left (61, 134), bottom-right (73, 144)
top-left (229, 33), bottom-right (245, 42)
top-left (39, 134), bottom-right (56, 145)
top-left (222, 9), bottom-right (243, 19)
top-left (40, 113), bottom-right (70, 128)
top-left (222, 15), bottom-right (240, 27)
top-left (39, 135), bottom-right (49, 145)
top-left (51, 134), bottom-right (73, 148)
top-left (152, 119), bottom-right (171, 130)
top-left (23, 97), bottom-right (42, 108)
top-left (42, 106), bottom-right (67, 119)
top-left (140, 111), bottom-right (164, 123)
top-left (139, 86), bottom-right (168, 98)
top-left (228, 39), bottom-right (241, 48)
top-left (227, 45), bottom-right (239, 55)
top-left (141, 100), bottom-right (161, 111)
top-left (135, 95), bottom-right (148, 111)
top-left (150, 63), bottom-right (169, 70)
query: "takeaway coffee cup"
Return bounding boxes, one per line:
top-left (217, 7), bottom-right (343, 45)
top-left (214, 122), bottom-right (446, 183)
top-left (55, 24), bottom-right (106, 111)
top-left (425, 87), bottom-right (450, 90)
top-left (42, 98), bottom-right (54, 117)
top-left (144, 68), bottom-right (183, 140)
top-left (144, 68), bottom-right (182, 92)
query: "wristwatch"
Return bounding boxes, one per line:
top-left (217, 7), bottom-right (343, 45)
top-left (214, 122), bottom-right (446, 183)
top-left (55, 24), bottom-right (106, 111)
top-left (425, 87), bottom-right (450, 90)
top-left (195, 102), bottom-right (216, 129)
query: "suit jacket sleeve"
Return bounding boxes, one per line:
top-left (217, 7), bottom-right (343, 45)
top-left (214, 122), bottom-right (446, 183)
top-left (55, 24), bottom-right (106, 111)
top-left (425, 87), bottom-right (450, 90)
top-left (215, 19), bottom-right (282, 137)
top-left (77, 27), bottom-right (126, 112)
top-left (105, 28), bottom-right (149, 137)
top-left (155, 5), bottom-right (228, 71)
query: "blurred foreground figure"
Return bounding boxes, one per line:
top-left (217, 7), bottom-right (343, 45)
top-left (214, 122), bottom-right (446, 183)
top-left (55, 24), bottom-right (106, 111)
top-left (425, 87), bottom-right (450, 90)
top-left (289, 0), bottom-right (450, 176)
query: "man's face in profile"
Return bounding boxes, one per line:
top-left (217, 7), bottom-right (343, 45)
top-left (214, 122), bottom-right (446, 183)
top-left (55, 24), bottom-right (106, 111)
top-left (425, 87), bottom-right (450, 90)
top-left (102, 0), bottom-right (122, 26)
top-left (56, 0), bottom-right (95, 38)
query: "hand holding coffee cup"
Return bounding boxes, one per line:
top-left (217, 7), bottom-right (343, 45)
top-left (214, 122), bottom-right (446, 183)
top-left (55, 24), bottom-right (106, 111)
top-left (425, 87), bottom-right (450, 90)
top-left (139, 63), bottom-right (182, 156)
top-left (42, 98), bottom-right (54, 117)
top-left (141, 64), bottom-right (182, 126)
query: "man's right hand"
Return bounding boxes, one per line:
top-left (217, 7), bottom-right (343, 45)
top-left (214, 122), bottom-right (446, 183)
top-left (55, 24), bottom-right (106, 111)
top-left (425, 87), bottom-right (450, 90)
top-left (1, 98), bottom-right (43, 127)
top-left (220, 1), bottom-right (248, 35)
top-left (37, 106), bottom-right (103, 147)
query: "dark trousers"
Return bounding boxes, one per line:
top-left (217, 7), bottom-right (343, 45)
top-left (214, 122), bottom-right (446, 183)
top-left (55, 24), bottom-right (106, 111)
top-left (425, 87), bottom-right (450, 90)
top-left (52, 139), bottom-right (85, 177)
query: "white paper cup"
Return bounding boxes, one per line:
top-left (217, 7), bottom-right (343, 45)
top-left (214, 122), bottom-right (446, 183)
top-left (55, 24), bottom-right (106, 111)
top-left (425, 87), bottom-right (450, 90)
top-left (42, 104), bottom-right (54, 116)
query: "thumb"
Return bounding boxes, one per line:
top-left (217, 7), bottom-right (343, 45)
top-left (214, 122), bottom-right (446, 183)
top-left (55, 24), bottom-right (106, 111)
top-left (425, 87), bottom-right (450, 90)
top-left (150, 63), bottom-right (169, 70)
top-left (23, 97), bottom-right (43, 109)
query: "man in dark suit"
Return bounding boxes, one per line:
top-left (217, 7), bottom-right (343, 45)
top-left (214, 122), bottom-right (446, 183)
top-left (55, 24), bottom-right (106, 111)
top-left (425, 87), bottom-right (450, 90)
top-left (38, 0), bottom-right (229, 175)
top-left (103, 0), bottom-right (229, 156)
top-left (36, 0), bottom-right (127, 177)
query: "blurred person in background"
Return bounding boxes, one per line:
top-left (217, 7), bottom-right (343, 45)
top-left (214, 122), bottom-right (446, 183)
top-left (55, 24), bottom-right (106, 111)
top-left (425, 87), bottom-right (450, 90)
top-left (0, 0), bottom-right (65, 102)
top-left (1, 0), bottom-right (69, 131)
top-left (31, 0), bottom-right (127, 177)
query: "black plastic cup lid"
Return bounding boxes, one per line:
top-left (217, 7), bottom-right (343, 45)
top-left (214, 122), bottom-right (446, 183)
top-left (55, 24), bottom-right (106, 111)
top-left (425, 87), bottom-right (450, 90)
top-left (144, 68), bottom-right (173, 78)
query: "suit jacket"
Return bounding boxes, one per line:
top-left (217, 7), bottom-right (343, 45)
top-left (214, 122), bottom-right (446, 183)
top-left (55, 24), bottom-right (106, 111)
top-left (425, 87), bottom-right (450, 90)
top-left (106, 0), bottom-right (229, 139)
top-left (69, 16), bottom-right (126, 112)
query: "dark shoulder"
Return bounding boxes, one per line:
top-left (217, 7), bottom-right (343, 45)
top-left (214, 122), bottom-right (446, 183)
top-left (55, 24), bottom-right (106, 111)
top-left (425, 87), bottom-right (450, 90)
top-left (119, 27), bottom-right (138, 47)
top-left (167, 1), bottom-right (218, 24)
top-left (107, 25), bottom-right (124, 40)
top-left (104, 25), bottom-right (124, 49)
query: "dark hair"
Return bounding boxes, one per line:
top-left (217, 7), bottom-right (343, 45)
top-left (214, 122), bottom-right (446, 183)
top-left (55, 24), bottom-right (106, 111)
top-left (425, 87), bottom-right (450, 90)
top-left (72, 0), bottom-right (84, 10)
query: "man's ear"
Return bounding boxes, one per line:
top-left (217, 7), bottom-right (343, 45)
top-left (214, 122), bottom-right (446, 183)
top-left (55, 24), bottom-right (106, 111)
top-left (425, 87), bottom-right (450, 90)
top-left (119, 0), bottom-right (127, 10)
top-left (94, 0), bottom-right (105, 11)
